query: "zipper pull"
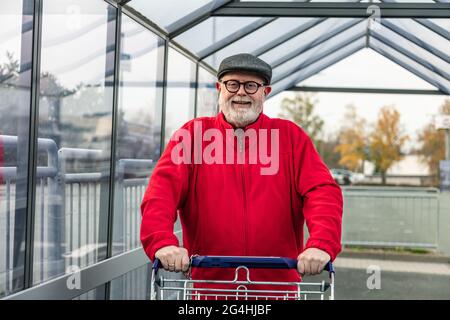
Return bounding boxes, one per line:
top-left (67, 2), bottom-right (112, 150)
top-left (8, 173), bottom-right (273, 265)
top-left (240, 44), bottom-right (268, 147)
top-left (236, 129), bottom-right (244, 153)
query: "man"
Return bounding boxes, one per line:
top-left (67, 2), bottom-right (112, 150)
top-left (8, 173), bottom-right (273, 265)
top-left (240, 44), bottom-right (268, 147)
top-left (140, 53), bottom-right (342, 285)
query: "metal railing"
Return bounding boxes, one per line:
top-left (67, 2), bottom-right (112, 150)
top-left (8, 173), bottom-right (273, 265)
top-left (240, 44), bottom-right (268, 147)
top-left (341, 186), bottom-right (440, 249)
top-left (0, 135), bottom-right (58, 296)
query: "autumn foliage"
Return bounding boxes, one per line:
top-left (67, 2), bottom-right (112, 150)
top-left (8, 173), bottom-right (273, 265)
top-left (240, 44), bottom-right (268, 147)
top-left (417, 99), bottom-right (450, 183)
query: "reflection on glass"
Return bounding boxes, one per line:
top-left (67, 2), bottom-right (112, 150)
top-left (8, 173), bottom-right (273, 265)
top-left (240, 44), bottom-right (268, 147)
top-left (271, 20), bottom-right (366, 83)
top-left (112, 14), bottom-right (164, 256)
top-left (109, 263), bottom-right (150, 300)
top-left (196, 67), bottom-right (217, 117)
top-left (165, 48), bottom-right (196, 146)
top-left (270, 37), bottom-right (366, 97)
top-left (33, 0), bottom-right (116, 285)
top-left (129, 0), bottom-right (212, 32)
top-left (0, 0), bottom-right (33, 298)
top-left (201, 17), bottom-right (318, 68)
top-left (174, 17), bottom-right (263, 56)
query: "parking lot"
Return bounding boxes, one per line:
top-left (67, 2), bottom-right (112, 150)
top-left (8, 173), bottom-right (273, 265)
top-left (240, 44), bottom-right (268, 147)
top-left (303, 255), bottom-right (450, 300)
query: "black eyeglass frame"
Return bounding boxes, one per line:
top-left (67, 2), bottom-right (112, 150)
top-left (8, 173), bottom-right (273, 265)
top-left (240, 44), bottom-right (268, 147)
top-left (219, 79), bottom-right (267, 94)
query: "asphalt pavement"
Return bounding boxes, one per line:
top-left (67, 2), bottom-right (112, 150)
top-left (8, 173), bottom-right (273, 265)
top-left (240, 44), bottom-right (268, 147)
top-left (302, 256), bottom-right (450, 300)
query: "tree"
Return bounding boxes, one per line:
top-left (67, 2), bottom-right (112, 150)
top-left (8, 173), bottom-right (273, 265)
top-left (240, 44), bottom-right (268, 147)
top-left (334, 104), bottom-right (367, 172)
top-left (278, 92), bottom-right (324, 146)
top-left (316, 133), bottom-right (341, 169)
top-left (0, 51), bottom-right (19, 84)
top-left (368, 106), bottom-right (409, 185)
top-left (417, 99), bottom-right (450, 185)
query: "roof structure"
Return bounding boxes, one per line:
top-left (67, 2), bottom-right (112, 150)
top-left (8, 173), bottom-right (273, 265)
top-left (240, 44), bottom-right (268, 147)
top-left (116, 0), bottom-right (450, 97)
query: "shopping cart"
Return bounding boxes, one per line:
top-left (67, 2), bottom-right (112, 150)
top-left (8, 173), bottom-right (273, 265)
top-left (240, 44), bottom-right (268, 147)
top-left (150, 256), bottom-right (335, 300)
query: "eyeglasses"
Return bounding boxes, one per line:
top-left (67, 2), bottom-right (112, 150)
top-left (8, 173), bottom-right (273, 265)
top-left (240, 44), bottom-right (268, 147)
top-left (220, 80), bottom-right (266, 94)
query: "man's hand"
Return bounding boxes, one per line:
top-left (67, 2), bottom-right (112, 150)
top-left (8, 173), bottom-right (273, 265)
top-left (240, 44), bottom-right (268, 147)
top-left (155, 245), bottom-right (190, 273)
top-left (297, 248), bottom-right (330, 276)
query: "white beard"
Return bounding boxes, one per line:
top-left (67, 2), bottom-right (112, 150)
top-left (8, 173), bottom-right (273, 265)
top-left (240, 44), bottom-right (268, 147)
top-left (219, 94), bottom-right (263, 128)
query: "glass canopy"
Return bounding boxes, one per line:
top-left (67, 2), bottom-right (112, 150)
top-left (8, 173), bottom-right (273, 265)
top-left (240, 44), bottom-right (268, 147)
top-left (125, 0), bottom-right (450, 95)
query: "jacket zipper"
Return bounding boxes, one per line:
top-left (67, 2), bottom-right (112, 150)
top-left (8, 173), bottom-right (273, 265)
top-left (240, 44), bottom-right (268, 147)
top-left (238, 131), bottom-right (248, 256)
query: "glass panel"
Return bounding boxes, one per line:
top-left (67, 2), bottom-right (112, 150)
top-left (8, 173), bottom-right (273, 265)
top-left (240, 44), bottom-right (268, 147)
top-left (271, 19), bottom-right (366, 83)
top-left (270, 37), bottom-right (366, 97)
top-left (202, 17), bottom-right (320, 69)
top-left (72, 284), bottom-right (106, 300)
top-left (370, 22), bottom-right (449, 80)
top-left (174, 17), bottom-right (266, 56)
top-left (196, 67), bottom-right (218, 117)
top-left (426, 18), bottom-right (450, 31)
top-left (112, 14), bottom-right (164, 256)
top-left (109, 263), bottom-right (150, 300)
top-left (0, 0), bottom-right (33, 298)
top-left (302, 48), bottom-right (437, 90)
top-left (164, 47), bottom-right (196, 146)
top-left (384, 19), bottom-right (450, 59)
top-left (369, 37), bottom-right (450, 93)
top-left (260, 18), bottom-right (360, 66)
top-left (33, 0), bottom-right (115, 285)
top-left (128, 0), bottom-right (213, 32)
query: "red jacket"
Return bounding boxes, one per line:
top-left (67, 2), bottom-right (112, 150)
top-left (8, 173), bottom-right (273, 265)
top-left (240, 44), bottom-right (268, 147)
top-left (140, 112), bottom-right (342, 285)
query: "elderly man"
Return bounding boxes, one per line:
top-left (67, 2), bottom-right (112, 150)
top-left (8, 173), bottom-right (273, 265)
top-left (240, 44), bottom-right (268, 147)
top-left (140, 53), bottom-right (342, 285)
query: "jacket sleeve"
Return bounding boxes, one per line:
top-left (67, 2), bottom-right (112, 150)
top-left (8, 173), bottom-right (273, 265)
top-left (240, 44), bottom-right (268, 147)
top-left (140, 128), bottom-right (191, 262)
top-left (293, 125), bottom-right (343, 261)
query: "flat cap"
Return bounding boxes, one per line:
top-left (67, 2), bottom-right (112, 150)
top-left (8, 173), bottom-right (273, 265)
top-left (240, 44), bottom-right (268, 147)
top-left (217, 53), bottom-right (272, 85)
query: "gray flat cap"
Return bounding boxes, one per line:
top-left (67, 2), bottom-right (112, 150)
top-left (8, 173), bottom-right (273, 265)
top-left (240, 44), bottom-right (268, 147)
top-left (217, 53), bottom-right (272, 85)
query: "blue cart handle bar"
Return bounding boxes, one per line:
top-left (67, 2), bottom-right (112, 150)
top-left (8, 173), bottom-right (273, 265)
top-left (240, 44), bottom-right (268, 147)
top-left (152, 256), bottom-right (334, 274)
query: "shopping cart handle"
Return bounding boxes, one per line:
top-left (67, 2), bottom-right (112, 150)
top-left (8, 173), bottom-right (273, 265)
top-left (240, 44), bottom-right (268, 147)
top-left (152, 258), bottom-right (163, 274)
top-left (153, 256), bottom-right (334, 274)
top-left (191, 256), bottom-right (334, 273)
top-left (325, 261), bottom-right (334, 273)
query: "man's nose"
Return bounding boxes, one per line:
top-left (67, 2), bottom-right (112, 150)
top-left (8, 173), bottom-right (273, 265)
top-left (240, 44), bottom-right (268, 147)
top-left (236, 84), bottom-right (247, 96)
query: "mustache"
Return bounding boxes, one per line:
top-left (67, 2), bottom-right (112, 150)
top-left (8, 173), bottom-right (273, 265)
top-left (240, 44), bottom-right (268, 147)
top-left (229, 97), bottom-right (253, 103)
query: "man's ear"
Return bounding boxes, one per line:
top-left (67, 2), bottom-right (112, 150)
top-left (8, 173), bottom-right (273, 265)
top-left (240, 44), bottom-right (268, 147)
top-left (216, 81), bottom-right (221, 91)
top-left (264, 86), bottom-right (272, 96)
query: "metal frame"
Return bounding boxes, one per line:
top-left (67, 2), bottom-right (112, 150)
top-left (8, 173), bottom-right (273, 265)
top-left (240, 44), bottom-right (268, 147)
top-left (368, 38), bottom-right (450, 95)
top-left (197, 17), bottom-right (277, 59)
top-left (3, 248), bottom-right (148, 300)
top-left (212, 2), bottom-right (450, 18)
top-left (414, 18), bottom-right (450, 40)
top-left (23, 0), bottom-right (43, 290)
top-left (159, 41), bottom-right (169, 155)
top-left (380, 19), bottom-right (450, 64)
top-left (253, 18), bottom-right (326, 57)
top-left (119, 3), bottom-right (217, 74)
top-left (270, 38), bottom-right (366, 97)
top-left (103, 3), bottom-right (121, 300)
top-left (271, 29), bottom-right (366, 84)
top-left (287, 86), bottom-right (444, 95)
top-left (370, 29), bottom-right (450, 81)
top-left (167, 0), bottom-right (233, 38)
top-left (270, 18), bottom-right (364, 69)
top-left (377, 1), bottom-right (449, 39)
top-left (194, 63), bottom-right (200, 118)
